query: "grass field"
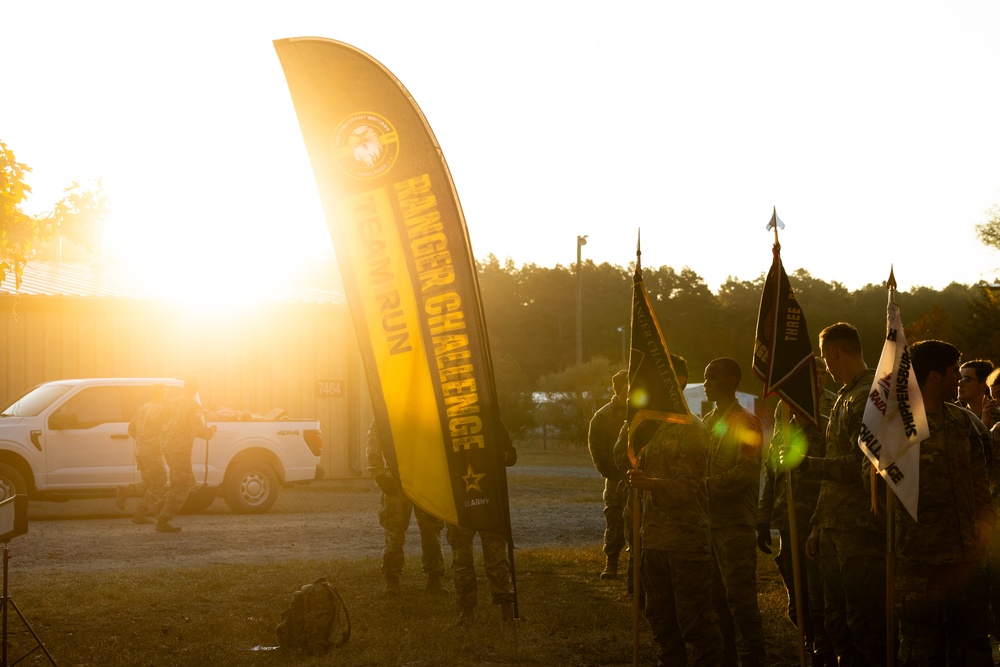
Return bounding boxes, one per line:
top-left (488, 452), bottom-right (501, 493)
top-left (4, 443), bottom-right (805, 666)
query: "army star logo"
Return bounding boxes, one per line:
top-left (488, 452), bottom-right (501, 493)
top-left (462, 465), bottom-right (486, 493)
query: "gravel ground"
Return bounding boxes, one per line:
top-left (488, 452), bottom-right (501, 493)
top-left (9, 465), bottom-right (606, 576)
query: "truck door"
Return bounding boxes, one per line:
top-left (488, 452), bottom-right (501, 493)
top-left (44, 386), bottom-right (136, 489)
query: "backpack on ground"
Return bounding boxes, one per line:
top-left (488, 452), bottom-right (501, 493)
top-left (275, 576), bottom-right (351, 655)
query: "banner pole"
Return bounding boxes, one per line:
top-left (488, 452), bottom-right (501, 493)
top-left (507, 538), bottom-right (520, 649)
top-left (781, 403), bottom-right (808, 667)
top-left (886, 488), bottom-right (895, 666)
top-left (631, 485), bottom-right (641, 667)
top-left (885, 266), bottom-right (897, 667)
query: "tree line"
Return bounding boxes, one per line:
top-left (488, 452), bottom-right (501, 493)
top-left (477, 253), bottom-right (998, 444)
top-left (1, 140), bottom-right (109, 288)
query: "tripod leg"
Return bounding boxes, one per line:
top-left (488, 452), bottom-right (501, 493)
top-left (3, 545), bottom-right (56, 666)
top-left (6, 598), bottom-right (57, 665)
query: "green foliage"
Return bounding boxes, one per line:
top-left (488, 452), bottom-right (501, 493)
top-left (536, 356), bottom-right (621, 446)
top-left (0, 140), bottom-right (109, 289)
top-left (491, 351), bottom-right (536, 437)
top-left (0, 140), bottom-right (36, 289)
top-left (960, 285), bottom-right (1000, 359)
top-left (975, 203), bottom-right (1000, 251)
top-left (44, 179), bottom-right (111, 251)
top-left (477, 255), bottom-right (990, 432)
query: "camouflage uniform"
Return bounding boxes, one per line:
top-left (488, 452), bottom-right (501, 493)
top-left (127, 399), bottom-right (167, 519)
top-left (988, 423), bottom-right (1000, 645)
top-left (157, 394), bottom-right (213, 524)
top-left (802, 368), bottom-right (883, 666)
top-left (703, 401), bottom-right (766, 667)
top-left (637, 420), bottom-right (722, 666)
top-left (446, 525), bottom-right (514, 611)
top-left (614, 418), bottom-right (672, 595)
top-left (758, 390), bottom-right (836, 662)
top-left (365, 423), bottom-right (445, 584)
top-left (873, 404), bottom-right (994, 666)
top-left (613, 420), bottom-right (641, 594)
top-left (588, 394), bottom-right (627, 564)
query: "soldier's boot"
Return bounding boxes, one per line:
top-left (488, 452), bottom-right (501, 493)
top-left (456, 606), bottom-right (475, 628)
top-left (383, 576), bottom-right (400, 596)
top-left (500, 602), bottom-right (515, 625)
top-left (154, 518), bottom-right (181, 533)
top-left (425, 575), bottom-right (449, 594)
top-left (600, 553), bottom-right (619, 580)
top-left (132, 511), bottom-right (152, 525)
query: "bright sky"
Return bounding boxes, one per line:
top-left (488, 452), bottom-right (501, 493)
top-left (4, 2), bottom-right (1000, 299)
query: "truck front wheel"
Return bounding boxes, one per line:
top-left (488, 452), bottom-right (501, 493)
top-left (223, 459), bottom-right (278, 514)
top-left (0, 464), bottom-right (27, 501)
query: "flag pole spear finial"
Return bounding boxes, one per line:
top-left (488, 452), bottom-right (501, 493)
top-left (636, 229), bottom-right (642, 274)
top-left (887, 265), bottom-right (897, 304)
top-left (766, 206), bottom-right (784, 252)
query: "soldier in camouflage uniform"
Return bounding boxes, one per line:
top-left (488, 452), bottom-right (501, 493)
top-left (959, 359), bottom-right (994, 418)
top-left (758, 359), bottom-right (836, 667)
top-left (781, 322), bottom-right (881, 666)
top-left (588, 369), bottom-right (628, 579)
top-left (872, 340), bottom-right (994, 665)
top-left (156, 377), bottom-right (215, 533)
top-left (449, 432), bottom-right (518, 627)
top-left (702, 357), bottom-right (766, 667)
top-left (627, 417), bottom-right (721, 666)
top-left (614, 355), bottom-right (691, 597)
top-left (125, 384), bottom-right (168, 525)
top-left (984, 368), bottom-right (1000, 652)
top-left (365, 421), bottom-right (446, 596)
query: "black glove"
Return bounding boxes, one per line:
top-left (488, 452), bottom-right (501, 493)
top-left (503, 445), bottom-right (518, 467)
top-left (756, 523), bottom-right (772, 554)
top-left (374, 474), bottom-right (401, 495)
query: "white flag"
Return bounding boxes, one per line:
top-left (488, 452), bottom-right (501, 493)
top-left (858, 297), bottom-right (929, 521)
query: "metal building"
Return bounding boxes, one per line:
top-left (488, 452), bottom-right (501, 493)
top-left (0, 262), bottom-right (371, 478)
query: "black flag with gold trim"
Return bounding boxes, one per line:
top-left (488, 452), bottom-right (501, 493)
top-left (752, 212), bottom-right (819, 427)
top-left (626, 250), bottom-right (692, 465)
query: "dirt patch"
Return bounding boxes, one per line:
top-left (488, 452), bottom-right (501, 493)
top-left (11, 465), bottom-right (607, 575)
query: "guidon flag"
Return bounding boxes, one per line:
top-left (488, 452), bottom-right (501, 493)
top-left (858, 279), bottom-right (928, 521)
top-left (626, 242), bottom-right (692, 465)
top-left (752, 209), bottom-right (819, 428)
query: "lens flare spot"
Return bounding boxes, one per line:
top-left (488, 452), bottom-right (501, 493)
top-left (631, 390), bottom-right (649, 409)
top-left (734, 424), bottom-right (763, 449)
top-left (776, 430), bottom-right (809, 471)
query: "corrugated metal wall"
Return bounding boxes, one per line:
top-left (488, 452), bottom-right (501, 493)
top-left (0, 295), bottom-right (372, 478)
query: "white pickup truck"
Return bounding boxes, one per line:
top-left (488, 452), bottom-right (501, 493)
top-left (0, 378), bottom-right (324, 514)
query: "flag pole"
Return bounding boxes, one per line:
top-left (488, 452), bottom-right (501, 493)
top-left (885, 267), bottom-right (897, 667)
top-left (771, 213), bottom-right (808, 667)
top-left (631, 484), bottom-right (641, 666)
top-left (782, 406), bottom-right (808, 667)
top-left (630, 230), bottom-right (642, 667)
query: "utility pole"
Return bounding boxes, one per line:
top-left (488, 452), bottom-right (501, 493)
top-left (576, 234), bottom-right (587, 365)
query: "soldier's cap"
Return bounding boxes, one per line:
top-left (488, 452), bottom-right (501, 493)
top-left (612, 370), bottom-right (628, 388)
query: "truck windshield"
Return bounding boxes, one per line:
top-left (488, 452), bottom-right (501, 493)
top-left (0, 383), bottom-right (75, 417)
